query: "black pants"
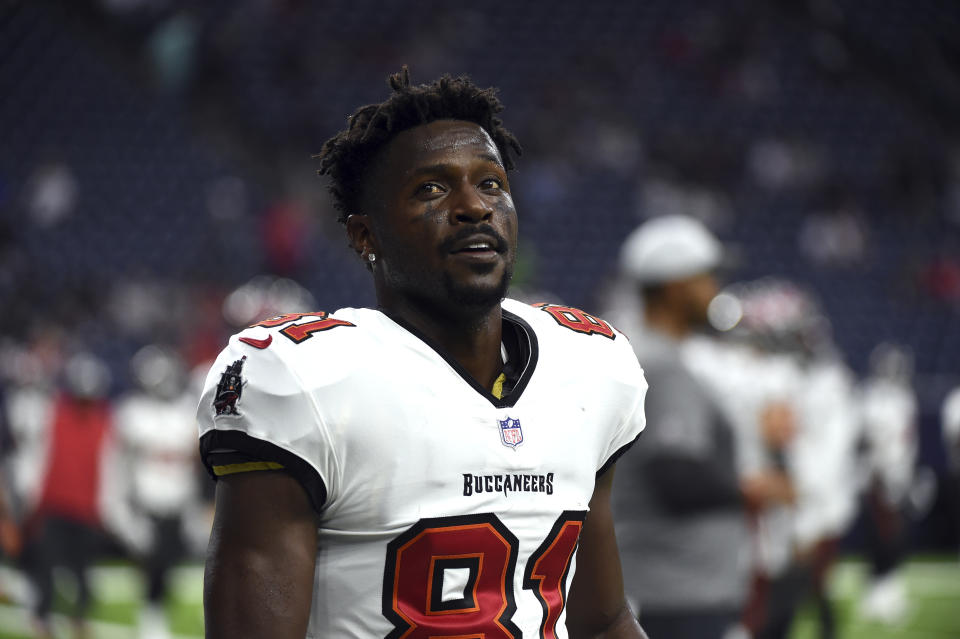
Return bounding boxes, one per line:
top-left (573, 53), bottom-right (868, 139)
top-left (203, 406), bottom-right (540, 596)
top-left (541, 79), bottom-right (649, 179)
top-left (23, 515), bottom-right (102, 620)
top-left (864, 484), bottom-right (908, 578)
top-left (757, 539), bottom-right (841, 639)
top-left (754, 564), bottom-right (810, 639)
top-left (639, 608), bottom-right (739, 639)
top-left (144, 514), bottom-right (186, 604)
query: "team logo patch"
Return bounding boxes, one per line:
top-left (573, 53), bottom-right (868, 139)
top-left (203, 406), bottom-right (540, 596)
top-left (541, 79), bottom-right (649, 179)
top-left (498, 416), bottom-right (523, 449)
top-left (213, 356), bottom-right (246, 416)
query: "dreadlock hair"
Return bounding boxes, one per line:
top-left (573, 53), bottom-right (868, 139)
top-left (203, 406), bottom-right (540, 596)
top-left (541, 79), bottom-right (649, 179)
top-left (315, 66), bottom-right (522, 224)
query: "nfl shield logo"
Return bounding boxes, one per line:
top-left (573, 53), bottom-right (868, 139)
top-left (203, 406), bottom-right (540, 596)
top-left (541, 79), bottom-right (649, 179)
top-left (498, 417), bottom-right (523, 448)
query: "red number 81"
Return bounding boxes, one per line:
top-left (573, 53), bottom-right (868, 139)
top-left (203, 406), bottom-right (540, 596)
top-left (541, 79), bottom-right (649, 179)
top-left (383, 511), bottom-right (585, 639)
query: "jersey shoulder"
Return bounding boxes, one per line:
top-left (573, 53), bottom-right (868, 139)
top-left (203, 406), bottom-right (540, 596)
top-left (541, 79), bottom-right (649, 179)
top-left (236, 307), bottom-right (361, 349)
top-left (197, 307), bottom-right (386, 426)
top-left (503, 298), bottom-right (643, 378)
top-left (196, 308), bottom-right (379, 507)
top-left (506, 298), bottom-right (620, 339)
top-left (222, 307), bottom-right (385, 380)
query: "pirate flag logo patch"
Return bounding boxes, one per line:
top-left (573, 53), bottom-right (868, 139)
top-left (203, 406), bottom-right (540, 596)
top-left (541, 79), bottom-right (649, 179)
top-left (214, 356), bottom-right (246, 416)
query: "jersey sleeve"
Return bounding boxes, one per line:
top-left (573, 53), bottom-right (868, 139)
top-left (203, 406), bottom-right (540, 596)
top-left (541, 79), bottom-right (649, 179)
top-left (196, 338), bottom-right (334, 514)
top-left (596, 332), bottom-right (648, 477)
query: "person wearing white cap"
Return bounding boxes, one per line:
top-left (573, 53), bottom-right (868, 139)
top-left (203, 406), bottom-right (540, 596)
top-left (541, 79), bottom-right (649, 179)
top-left (619, 214), bottom-right (724, 289)
top-left (612, 215), bottom-right (756, 639)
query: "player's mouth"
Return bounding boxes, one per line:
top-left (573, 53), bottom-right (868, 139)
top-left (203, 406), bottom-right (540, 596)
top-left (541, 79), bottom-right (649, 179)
top-left (445, 231), bottom-right (506, 261)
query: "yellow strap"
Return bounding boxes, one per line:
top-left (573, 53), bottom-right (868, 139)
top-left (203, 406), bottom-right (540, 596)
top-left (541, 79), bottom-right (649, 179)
top-left (492, 372), bottom-right (507, 399)
top-left (213, 461), bottom-right (285, 476)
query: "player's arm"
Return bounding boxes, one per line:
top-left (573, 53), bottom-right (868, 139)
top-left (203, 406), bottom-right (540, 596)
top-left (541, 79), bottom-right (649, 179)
top-left (566, 467), bottom-right (648, 639)
top-left (204, 470), bottom-right (319, 639)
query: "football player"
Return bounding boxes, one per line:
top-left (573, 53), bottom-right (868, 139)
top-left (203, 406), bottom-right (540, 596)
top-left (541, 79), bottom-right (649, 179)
top-left (197, 68), bottom-right (649, 638)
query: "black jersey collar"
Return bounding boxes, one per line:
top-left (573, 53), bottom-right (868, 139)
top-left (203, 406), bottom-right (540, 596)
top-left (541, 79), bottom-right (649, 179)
top-left (381, 308), bottom-right (539, 409)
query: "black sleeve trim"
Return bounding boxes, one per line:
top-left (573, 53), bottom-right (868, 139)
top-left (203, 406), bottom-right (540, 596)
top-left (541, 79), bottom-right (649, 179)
top-left (596, 431), bottom-right (643, 478)
top-left (199, 429), bottom-right (327, 514)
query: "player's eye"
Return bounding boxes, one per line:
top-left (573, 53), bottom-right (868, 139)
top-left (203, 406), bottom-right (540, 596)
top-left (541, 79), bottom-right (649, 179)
top-left (416, 182), bottom-right (444, 196)
top-left (480, 177), bottom-right (503, 190)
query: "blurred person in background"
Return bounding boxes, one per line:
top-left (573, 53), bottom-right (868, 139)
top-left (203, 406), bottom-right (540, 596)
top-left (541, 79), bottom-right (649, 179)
top-left (0, 384), bottom-right (23, 573)
top-left (3, 329), bottom-right (65, 526)
top-left (943, 386), bottom-right (960, 557)
top-left (0, 332), bottom-right (63, 612)
top-left (682, 293), bottom-right (801, 639)
top-left (611, 215), bottom-right (788, 639)
top-left (787, 333), bottom-right (858, 639)
top-left (113, 345), bottom-right (208, 639)
top-left (713, 279), bottom-right (859, 639)
top-left (20, 353), bottom-right (114, 639)
top-left (857, 342), bottom-right (919, 623)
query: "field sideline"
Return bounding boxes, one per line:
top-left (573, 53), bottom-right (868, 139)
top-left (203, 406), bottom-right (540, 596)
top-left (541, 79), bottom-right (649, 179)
top-left (0, 557), bottom-right (958, 638)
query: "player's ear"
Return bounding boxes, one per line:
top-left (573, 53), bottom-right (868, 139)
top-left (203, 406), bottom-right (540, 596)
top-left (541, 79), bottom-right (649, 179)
top-left (346, 214), bottom-right (377, 266)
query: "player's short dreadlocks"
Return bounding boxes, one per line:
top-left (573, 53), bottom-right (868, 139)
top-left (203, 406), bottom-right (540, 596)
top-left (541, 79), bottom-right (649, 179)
top-left (316, 67), bottom-right (522, 224)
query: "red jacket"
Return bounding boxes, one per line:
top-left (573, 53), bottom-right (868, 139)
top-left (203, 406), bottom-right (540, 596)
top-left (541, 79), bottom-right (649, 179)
top-left (36, 393), bottom-right (112, 526)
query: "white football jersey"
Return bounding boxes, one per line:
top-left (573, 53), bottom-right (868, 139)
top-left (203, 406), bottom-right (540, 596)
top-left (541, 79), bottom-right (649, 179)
top-left (197, 298), bottom-right (647, 638)
top-left (113, 392), bottom-right (200, 515)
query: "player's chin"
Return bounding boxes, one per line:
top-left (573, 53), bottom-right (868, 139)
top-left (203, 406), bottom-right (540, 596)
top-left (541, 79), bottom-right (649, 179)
top-left (448, 257), bottom-right (508, 284)
top-left (444, 269), bottom-right (512, 310)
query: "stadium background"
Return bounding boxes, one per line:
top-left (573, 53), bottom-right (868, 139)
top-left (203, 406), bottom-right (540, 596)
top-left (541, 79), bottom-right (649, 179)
top-left (1, 0), bottom-right (958, 637)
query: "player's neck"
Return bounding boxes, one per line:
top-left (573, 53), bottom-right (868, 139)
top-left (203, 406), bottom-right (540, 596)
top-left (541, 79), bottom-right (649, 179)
top-left (380, 298), bottom-right (505, 390)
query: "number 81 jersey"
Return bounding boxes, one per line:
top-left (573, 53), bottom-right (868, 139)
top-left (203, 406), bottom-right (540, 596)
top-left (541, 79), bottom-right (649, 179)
top-left (197, 298), bottom-right (647, 638)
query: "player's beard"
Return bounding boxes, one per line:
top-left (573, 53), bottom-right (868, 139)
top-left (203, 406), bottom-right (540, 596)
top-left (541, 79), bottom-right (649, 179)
top-left (380, 252), bottom-right (514, 324)
top-left (441, 261), bottom-right (514, 316)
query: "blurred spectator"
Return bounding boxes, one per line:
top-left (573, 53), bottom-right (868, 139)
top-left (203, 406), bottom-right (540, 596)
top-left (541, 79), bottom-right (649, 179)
top-left (21, 353), bottom-right (114, 639)
top-left (220, 274), bottom-right (316, 328)
top-left (3, 329), bottom-right (66, 521)
top-left (0, 385), bottom-right (22, 563)
top-left (857, 343), bottom-right (919, 624)
top-left (788, 347), bottom-right (858, 639)
top-left (711, 278), bottom-right (859, 639)
top-left (2, 336), bottom-right (60, 614)
top-left (747, 138), bottom-right (825, 191)
top-left (113, 345), bottom-right (207, 639)
top-left (107, 279), bottom-right (187, 340)
top-left (689, 285), bottom-right (809, 639)
top-left (205, 175), bottom-right (250, 224)
top-left (611, 215), bottom-right (757, 639)
top-left (918, 256), bottom-right (960, 304)
top-left (23, 161), bottom-right (78, 228)
top-left (943, 386), bottom-right (960, 554)
top-left (261, 199), bottom-right (314, 278)
top-left (636, 174), bottom-right (734, 230)
top-left (798, 186), bottom-right (868, 269)
top-left (946, 386), bottom-right (960, 472)
top-left (146, 10), bottom-right (201, 94)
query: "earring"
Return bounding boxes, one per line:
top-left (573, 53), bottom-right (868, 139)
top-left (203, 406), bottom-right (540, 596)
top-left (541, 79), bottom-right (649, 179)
top-left (367, 253), bottom-right (376, 263)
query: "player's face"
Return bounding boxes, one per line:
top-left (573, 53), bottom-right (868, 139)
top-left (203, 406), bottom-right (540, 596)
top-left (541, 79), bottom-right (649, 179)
top-left (355, 120), bottom-right (518, 317)
top-left (683, 272), bottom-right (719, 326)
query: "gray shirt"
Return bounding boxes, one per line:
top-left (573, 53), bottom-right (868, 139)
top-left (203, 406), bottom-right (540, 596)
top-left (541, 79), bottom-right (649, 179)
top-left (613, 329), bottom-right (750, 612)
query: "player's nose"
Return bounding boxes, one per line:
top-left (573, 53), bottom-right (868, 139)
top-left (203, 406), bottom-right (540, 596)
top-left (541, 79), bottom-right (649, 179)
top-left (449, 183), bottom-right (493, 224)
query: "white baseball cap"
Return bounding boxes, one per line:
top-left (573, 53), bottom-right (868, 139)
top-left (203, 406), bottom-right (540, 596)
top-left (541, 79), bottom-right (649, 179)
top-left (620, 214), bottom-right (722, 284)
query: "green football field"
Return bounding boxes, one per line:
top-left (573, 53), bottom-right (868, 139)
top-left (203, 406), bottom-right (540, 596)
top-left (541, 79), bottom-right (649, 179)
top-left (788, 557), bottom-right (960, 639)
top-left (0, 557), bottom-right (958, 638)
